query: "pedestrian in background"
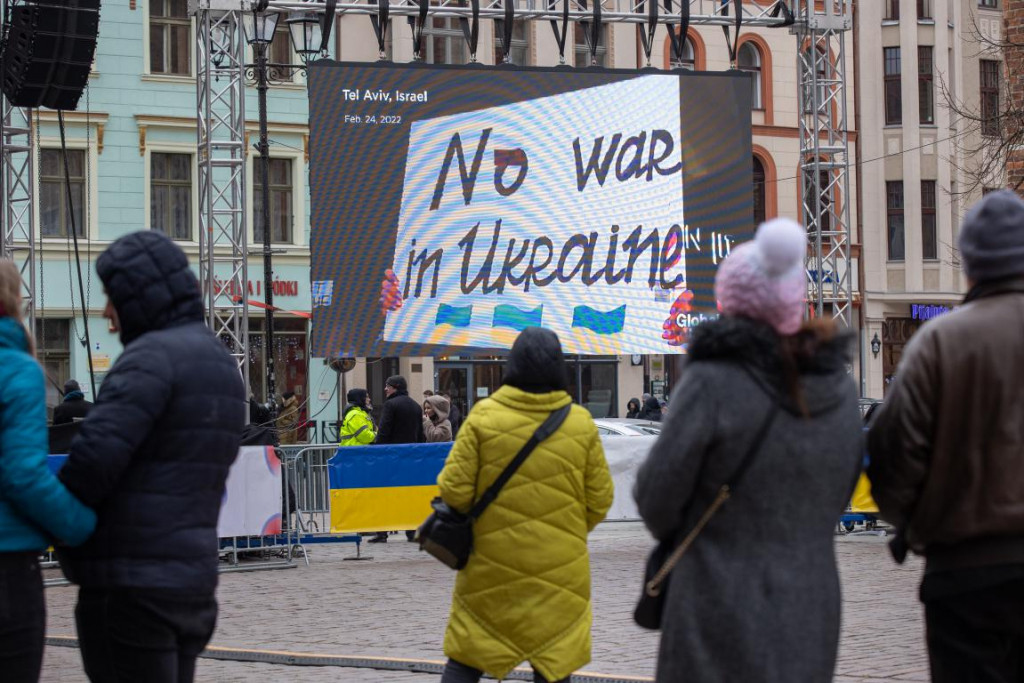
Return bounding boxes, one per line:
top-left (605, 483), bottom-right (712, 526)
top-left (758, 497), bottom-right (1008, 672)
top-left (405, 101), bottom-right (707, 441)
top-left (339, 388), bottom-right (376, 446)
top-left (639, 396), bottom-right (662, 422)
top-left (625, 397), bottom-right (641, 419)
top-left (56, 232), bottom-right (245, 683)
top-left (423, 394), bottom-right (453, 443)
top-left (868, 190), bottom-right (1024, 683)
top-left (635, 219), bottom-right (862, 683)
top-left (371, 374), bottom-right (425, 543)
top-left (437, 327), bottom-right (614, 683)
top-left (376, 375), bottom-right (425, 445)
top-left (52, 379), bottom-right (93, 425)
top-left (441, 391), bottom-right (462, 438)
top-left (0, 260), bottom-right (96, 683)
top-left (276, 390), bottom-right (301, 445)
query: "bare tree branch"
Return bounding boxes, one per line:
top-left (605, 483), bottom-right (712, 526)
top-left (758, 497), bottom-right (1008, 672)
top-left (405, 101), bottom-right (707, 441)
top-left (938, 10), bottom-right (1022, 197)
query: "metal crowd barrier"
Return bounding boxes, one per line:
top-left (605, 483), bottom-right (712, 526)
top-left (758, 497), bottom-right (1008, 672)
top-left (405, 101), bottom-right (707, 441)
top-left (274, 444), bottom-right (366, 561)
top-left (279, 444), bottom-right (334, 534)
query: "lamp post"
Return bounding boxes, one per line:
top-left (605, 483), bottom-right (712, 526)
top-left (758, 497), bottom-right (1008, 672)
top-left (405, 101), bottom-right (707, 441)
top-left (239, 4), bottom-right (324, 423)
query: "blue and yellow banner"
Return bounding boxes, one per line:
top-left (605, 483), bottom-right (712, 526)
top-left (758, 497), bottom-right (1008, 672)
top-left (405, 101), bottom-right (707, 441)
top-left (328, 443), bottom-right (452, 534)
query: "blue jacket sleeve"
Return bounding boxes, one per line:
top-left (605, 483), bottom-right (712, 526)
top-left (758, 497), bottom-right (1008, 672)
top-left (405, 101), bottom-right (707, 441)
top-left (0, 361), bottom-right (96, 546)
top-left (59, 340), bottom-right (174, 509)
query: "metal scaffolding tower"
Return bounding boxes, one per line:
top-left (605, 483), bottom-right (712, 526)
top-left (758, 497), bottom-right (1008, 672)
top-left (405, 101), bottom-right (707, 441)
top-left (195, 1), bottom-right (250, 392)
top-left (196, 0), bottom-right (854, 392)
top-left (795, 0), bottom-right (854, 327)
top-left (0, 99), bottom-right (35, 326)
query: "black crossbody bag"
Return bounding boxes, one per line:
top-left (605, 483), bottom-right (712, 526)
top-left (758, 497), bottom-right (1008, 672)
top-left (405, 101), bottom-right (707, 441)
top-left (416, 404), bottom-right (571, 570)
top-left (634, 398), bottom-right (779, 630)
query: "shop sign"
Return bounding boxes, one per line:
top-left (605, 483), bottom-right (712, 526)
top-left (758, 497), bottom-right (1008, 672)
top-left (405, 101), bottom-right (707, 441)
top-left (910, 304), bottom-right (951, 322)
top-left (214, 278), bottom-right (301, 298)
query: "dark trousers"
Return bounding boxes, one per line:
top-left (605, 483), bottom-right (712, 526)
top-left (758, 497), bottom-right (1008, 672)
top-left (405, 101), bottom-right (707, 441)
top-left (75, 587), bottom-right (218, 683)
top-left (441, 658), bottom-right (570, 683)
top-left (0, 552), bottom-right (45, 683)
top-left (925, 578), bottom-right (1024, 683)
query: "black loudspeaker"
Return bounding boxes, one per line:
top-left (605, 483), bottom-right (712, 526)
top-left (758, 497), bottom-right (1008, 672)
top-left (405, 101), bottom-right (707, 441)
top-left (0, 0), bottom-right (101, 111)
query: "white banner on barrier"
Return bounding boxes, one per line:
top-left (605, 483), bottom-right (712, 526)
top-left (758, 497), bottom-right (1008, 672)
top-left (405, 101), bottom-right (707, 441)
top-left (600, 435), bottom-right (656, 521)
top-left (217, 446), bottom-right (283, 538)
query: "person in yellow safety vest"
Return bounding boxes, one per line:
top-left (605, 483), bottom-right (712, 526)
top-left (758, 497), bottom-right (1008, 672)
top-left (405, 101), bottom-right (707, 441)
top-left (339, 388), bottom-right (376, 446)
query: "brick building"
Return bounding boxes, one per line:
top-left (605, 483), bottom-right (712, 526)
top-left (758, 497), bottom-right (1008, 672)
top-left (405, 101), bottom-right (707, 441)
top-left (1008, 0), bottom-right (1024, 191)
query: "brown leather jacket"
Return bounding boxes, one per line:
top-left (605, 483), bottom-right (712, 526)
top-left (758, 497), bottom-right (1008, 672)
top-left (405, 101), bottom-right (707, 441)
top-left (867, 277), bottom-right (1024, 572)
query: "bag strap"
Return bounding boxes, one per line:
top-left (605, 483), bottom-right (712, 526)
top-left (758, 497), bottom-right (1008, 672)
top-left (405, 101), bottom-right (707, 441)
top-left (645, 397), bottom-right (778, 597)
top-left (468, 403), bottom-right (571, 519)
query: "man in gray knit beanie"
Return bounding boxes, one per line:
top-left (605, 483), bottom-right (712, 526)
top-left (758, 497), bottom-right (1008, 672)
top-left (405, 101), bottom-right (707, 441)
top-left (869, 189), bottom-right (1024, 682)
top-left (959, 189), bottom-right (1024, 283)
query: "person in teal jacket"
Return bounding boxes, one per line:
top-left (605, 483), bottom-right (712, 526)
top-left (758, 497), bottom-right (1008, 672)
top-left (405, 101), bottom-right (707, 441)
top-left (339, 388), bottom-right (376, 446)
top-left (0, 260), bottom-right (95, 682)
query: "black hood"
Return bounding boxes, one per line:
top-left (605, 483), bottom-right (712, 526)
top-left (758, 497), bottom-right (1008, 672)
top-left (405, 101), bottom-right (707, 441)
top-left (97, 231), bottom-right (203, 345)
top-left (688, 316), bottom-right (854, 416)
top-left (347, 388), bottom-right (368, 407)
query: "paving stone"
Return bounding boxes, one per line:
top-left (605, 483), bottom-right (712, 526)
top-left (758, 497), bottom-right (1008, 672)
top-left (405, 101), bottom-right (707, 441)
top-left (41, 522), bottom-right (927, 682)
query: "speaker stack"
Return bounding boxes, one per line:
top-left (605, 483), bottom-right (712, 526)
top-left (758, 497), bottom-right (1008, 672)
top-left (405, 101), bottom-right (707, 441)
top-left (0, 0), bottom-right (102, 111)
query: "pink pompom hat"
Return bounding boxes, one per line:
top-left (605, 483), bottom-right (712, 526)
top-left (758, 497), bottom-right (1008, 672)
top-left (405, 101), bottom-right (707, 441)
top-left (714, 218), bottom-right (808, 336)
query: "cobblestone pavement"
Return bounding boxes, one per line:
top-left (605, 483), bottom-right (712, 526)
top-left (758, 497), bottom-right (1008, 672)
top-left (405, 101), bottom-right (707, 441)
top-left (40, 522), bottom-right (927, 682)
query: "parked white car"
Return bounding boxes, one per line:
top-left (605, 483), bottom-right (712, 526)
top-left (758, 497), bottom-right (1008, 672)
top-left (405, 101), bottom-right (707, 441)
top-left (592, 418), bottom-right (662, 437)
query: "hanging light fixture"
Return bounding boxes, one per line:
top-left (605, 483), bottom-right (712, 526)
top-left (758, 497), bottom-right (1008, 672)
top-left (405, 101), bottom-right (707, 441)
top-left (287, 11), bottom-right (323, 63)
top-left (241, 6), bottom-right (280, 46)
top-left (211, 22), bottom-right (229, 68)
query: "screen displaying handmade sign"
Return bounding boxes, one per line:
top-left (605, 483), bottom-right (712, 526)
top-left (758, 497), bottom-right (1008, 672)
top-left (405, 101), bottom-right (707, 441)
top-left (308, 62), bottom-right (753, 357)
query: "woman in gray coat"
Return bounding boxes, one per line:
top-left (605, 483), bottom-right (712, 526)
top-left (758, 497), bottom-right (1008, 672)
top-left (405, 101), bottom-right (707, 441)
top-left (635, 219), bottom-right (862, 683)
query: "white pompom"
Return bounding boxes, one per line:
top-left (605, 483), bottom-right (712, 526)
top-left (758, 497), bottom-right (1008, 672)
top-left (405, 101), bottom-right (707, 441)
top-left (755, 218), bottom-right (806, 276)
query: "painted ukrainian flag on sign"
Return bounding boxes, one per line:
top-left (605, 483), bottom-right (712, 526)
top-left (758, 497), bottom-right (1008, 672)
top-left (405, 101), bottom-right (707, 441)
top-left (328, 444), bottom-right (451, 534)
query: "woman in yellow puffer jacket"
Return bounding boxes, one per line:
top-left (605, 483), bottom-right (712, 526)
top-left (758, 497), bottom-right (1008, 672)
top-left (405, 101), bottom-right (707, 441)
top-left (437, 327), bottom-right (614, 683)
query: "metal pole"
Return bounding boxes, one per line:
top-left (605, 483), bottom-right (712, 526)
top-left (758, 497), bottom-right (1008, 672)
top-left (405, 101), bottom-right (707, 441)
top-left (255, 41), bottom-right (277, 419)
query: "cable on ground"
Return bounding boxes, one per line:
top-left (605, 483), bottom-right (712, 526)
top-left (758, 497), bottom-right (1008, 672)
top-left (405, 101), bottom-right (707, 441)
top-left (45, 636), bottom-right (653, 682)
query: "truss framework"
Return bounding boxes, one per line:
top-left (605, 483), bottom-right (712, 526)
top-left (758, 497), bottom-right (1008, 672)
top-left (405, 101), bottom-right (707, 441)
top-left (0, 0), bottom-right (853, 399)
top-left (196, 6), bottom-right (250, 390)
top-left (164, 0), bottom-right (855, 396)
top-left (795, 0), bottom-right (853, 327)
top-left (268, 0), bottom-right (796, 25)
top-left (0, 99), bottom-right (35, 326)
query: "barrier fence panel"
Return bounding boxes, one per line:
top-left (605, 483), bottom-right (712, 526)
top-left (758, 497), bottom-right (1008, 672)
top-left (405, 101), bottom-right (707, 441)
top-left (279, 444), bottom-right (336, 534)
top-left (218, 445), bottom-right (300, 571)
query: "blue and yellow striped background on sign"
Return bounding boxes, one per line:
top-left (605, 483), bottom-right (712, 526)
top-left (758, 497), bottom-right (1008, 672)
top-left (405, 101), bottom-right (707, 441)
top-left (328, 444), bottom-right (452, 533)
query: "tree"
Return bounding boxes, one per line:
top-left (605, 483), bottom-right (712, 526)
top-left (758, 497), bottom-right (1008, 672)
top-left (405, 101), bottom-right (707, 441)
top-left (939, 9), bottom-right (1021, 196)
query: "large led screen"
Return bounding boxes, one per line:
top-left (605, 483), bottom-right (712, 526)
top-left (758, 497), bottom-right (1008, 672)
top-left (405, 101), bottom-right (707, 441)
top-left (308, 61), bottom-right (752, 358)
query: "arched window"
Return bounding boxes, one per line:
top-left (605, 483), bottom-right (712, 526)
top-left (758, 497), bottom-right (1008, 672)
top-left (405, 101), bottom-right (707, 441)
top-left (752, 156), bottom-right (766, 227)
top-left (670, 36), bottom-right (695, 70)
top-left (738, 42), bottom-right (762, 110)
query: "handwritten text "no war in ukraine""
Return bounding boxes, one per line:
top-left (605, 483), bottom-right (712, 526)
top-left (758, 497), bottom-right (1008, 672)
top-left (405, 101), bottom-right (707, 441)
top-left (397, 127), bottom-right (733, 301)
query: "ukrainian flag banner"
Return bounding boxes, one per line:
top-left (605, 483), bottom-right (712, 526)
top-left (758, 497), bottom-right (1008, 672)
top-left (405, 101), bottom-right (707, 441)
top-left (328, 444), bottom-right (452, 534)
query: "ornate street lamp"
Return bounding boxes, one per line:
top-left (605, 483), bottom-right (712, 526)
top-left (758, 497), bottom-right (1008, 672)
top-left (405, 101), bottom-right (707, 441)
top-left (241, 0), bottom-right (331, 427)
top-left (241, 5), bottom-right (280, 45)
top-left (287, 12), bottom-right (323, 64)
top-left (243, 1), bottom-right (283, 420)
top-left (870, 333), bottom-right (881, 359)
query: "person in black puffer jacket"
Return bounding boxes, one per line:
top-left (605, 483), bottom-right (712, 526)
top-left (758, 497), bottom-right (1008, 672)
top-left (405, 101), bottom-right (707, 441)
top-left (639, 396), bottom-right (663, 422)
top-left (57, 231), bottom-right (245, 683)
